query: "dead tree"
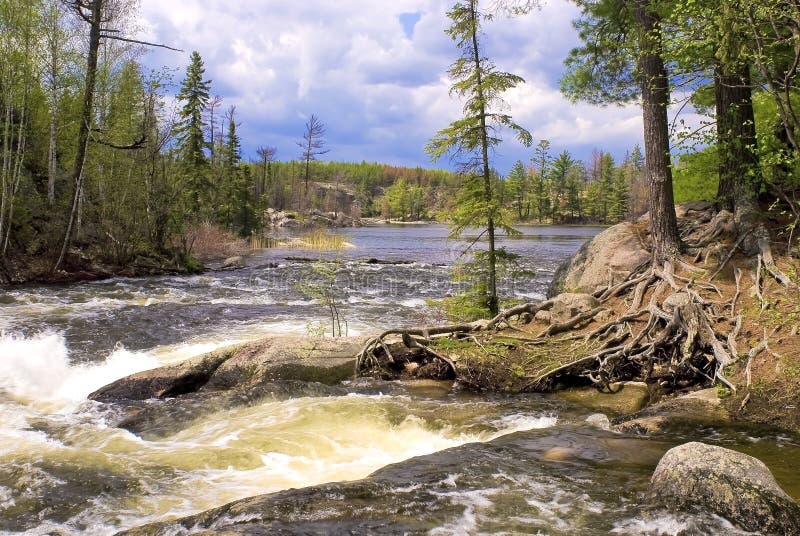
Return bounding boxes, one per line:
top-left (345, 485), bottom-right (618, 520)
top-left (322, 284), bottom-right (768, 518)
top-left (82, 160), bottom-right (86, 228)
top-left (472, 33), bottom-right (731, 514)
top-left (297, 114), bottom-right (330, 196)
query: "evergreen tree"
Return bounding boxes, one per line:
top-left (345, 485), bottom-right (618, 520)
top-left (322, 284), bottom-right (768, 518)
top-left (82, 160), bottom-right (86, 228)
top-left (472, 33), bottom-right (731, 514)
top-left (506, 160), bottom-right (530, 221)
top-left (532, 140), bottom-right (551, 223)
top-left (549, 150), bottom-right (576, 222)
top-left (426, 0), bottom-right (532, 316)
top-left (174, 51), bottom-right (211, 217)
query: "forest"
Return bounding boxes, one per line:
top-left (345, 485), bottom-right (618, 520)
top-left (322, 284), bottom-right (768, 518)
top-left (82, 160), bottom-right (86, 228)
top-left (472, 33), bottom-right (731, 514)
top-left (0, 0), bottom-right (798, 288)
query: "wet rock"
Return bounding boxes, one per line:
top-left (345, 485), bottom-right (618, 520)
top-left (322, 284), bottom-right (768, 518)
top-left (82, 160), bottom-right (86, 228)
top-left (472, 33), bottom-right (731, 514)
top-left (548, 222), bottom-right (650, 298)
top-left (550, 293), bottom-right (600, 323)
top-left (585, 413), bottom-right (611, 430)
top-left (555, 382), bottom-right (651, 415)
top-left (89, 336), bottom-right (368, 436)
top-left (221, 256), bottom-right (244, 269)
top-left (89, 349), bottom-right (234, 402)
top-left (649, 442), bottom-right (800, 535)
top-left (206, 336), bottom-right (367, 389)
top-left (90, 336), bottom-right (367, 404)
top-left (613, 388), bottom-right (728, 435)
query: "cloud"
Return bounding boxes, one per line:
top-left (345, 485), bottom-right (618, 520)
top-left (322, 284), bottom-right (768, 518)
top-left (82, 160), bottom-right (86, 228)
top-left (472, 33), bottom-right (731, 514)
top-left (135, 0), bottom-right (658, 174)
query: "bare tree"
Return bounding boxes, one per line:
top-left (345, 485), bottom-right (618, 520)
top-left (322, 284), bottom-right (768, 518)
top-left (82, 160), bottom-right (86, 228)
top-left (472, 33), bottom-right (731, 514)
top-left (297, 114), bottom-right (330, 196)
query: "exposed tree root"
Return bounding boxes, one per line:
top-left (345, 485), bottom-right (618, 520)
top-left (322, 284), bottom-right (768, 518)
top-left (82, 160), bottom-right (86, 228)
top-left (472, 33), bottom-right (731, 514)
top-left (356, 210), bottom-right (796, 395)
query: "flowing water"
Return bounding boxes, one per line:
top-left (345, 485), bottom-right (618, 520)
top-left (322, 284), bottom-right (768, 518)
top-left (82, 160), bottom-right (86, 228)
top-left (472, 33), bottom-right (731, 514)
top-left (0, 225), bottom-right (797, 535)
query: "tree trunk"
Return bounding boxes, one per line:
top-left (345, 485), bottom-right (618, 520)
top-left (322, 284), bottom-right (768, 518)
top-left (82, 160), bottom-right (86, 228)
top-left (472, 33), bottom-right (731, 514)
top-left (635, 0), bottom-right (681, 263)
top-left (55, 0), bottom-right (103, 272)
top-left (715, 64), bottom-right (760, 213)
top-left (469, 0), bottom-right (499, 316)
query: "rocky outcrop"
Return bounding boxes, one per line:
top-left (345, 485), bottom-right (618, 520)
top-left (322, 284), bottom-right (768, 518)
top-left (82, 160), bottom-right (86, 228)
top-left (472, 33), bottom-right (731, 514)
top-left (89, 349), bottom-right (234, 402)
top-left (649, 442), bottom-right (800, 535)
top-left (89, 336), bottom-right (368, 437)
top-left (548, 222), bottom-right (650, 298)
top-left (612, 388), bottom-right (729, 435)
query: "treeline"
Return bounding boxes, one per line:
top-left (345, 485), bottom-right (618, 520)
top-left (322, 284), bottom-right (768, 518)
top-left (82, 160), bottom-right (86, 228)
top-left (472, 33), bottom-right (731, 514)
top-left (255, 144), bottom-right (648, 225)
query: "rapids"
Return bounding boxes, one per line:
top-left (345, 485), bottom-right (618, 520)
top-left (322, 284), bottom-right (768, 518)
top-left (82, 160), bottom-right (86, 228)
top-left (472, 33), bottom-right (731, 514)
top-left (0, 225), bottom-right (797, 535)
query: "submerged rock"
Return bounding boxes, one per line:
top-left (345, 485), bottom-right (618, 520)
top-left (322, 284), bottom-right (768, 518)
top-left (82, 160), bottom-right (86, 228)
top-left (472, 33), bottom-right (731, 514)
top-left (649, 442), bottom-right (800, 535)
top-left (548, 221), bottom-right (650, 298)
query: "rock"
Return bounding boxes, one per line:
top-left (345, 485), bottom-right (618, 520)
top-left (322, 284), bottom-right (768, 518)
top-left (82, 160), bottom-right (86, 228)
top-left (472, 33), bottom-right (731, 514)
top-left (613, 388), bottom-right (728, 435)
top-left (555, 382), bottom-right (651, 414)
top-left (205, 336), bottom-right (367, 390)
top-left (534, 309), bottom-right (552, 324)
top-left (593, 309), bottom-right (615, 324)
top-left (89, 336), bottom-right (368, 436)
top-left (550, 293), bottom-right (600, 323)
top-left (221, 256), bottom-right (244, 269)
top-left (662, 291), bottom-right (690, 313)
top-left (543, 446), bottom-right (577, 462)
top-left (89, 349), bottom-right (234, 402)
top-left (649, 442), bottom-right (800, 535)
top-left (548, 222), bottom-right (650, 298)
top-left (674, 200), bottom-right (713, 219)
top-left (585, 413), bottom-right (611, 430)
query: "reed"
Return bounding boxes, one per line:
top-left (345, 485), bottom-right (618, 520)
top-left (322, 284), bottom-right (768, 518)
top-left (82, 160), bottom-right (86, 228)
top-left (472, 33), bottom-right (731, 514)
top-left (261, 229), bottom-right (349, 251)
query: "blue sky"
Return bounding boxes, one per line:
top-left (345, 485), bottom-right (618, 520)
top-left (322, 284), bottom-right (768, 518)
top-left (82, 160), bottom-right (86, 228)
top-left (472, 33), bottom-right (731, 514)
top-left (135, 0), bottom-right (686, 175)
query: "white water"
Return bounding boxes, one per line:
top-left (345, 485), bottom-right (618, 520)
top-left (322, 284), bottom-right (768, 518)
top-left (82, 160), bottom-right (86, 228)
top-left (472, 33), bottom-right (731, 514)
top-left (0, 331), bottom-right (559, 535)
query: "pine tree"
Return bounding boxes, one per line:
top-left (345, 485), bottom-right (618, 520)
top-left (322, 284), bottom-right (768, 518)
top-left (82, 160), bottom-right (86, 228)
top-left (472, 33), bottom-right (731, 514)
top-left (506, 160), bottom-right (529, 221)
top-left (426, 0), bottom-right (532, 316)
top-left (549, 150), bottom-right (576, 223)
top-left (174, 51), bottom-right (211, 217)
top-left (532, 140), bottom-right (551, 223)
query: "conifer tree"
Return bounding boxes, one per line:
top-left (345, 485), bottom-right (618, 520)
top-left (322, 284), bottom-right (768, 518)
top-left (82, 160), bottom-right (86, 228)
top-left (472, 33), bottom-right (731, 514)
top-left (174, 51), bottom-right (211, 217)
top-left (426, 0), bottom-right (532, 316)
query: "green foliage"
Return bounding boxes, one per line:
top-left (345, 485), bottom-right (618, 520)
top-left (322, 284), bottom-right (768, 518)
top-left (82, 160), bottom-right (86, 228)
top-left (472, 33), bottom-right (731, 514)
top-left (442, 247), bottom-right (532, 322)
top-left (296, 260), bottom-right (347, 338)
top-left (174, 51), bottom-right (211, 216)
top-left (561, 0), bottom-right (638, 105)
top-left (425, 0), bottom-right (532, 316)
top-left (673, 149), bottom-right (719, 203)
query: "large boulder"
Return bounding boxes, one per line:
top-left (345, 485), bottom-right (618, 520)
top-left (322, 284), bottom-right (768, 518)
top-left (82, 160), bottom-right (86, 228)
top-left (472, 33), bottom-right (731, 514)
top-left (89, 336), bottom-right (368, 437)
top-left (89, 349), bottom-right (234, 402)
top-left (548, 222), bottom-right (650, 298)
top-left (90, 336), bottom-right (367, 403)
top-left (649, 442), bottom-right (800, 535)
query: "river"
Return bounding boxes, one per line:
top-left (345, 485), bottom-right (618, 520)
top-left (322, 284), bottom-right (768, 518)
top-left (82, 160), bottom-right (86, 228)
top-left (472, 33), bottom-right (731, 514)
top-left (0, 224), bottom-right (797, 535)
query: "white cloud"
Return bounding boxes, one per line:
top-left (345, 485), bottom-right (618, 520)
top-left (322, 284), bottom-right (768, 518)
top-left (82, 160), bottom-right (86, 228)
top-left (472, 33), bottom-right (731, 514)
top-left (135, 0), bottom-right (657, 173)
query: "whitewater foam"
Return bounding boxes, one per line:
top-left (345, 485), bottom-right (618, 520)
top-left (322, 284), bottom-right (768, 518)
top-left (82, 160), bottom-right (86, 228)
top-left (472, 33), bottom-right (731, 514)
top-left (0, 332), bottom-right (160, 410)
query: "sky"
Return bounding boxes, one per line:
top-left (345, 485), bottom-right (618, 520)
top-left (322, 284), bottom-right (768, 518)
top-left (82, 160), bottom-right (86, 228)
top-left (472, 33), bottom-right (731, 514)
top-left (135, 0), bottom-right (652, 175)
